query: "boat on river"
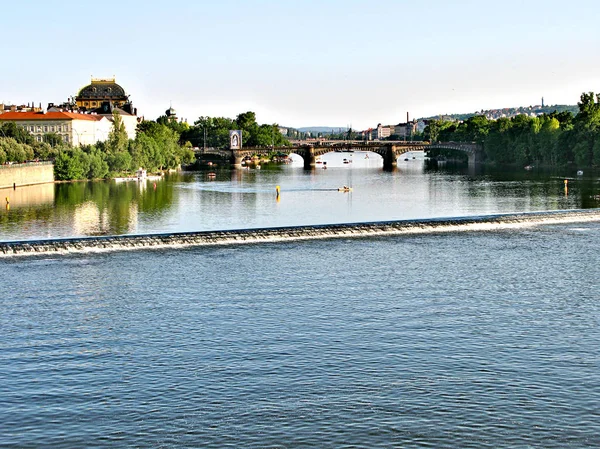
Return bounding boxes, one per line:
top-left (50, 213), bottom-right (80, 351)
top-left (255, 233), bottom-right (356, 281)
top-left (114, 168), bottom-right (163, 182)
top-left (338, 186), bottom-right (352, 192)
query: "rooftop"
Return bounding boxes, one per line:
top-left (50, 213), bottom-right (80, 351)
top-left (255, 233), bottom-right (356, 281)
top-left (0, 111), bottom-right (105, 121)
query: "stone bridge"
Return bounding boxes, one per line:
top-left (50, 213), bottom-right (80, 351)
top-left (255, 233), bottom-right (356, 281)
top-left (196, 141), bottom-right (483, 170)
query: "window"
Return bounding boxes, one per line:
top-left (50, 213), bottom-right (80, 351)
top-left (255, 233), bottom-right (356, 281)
top-left (50, 126), bottom-right (55, 132)
top-left (37, 126), bottom-right (42, 132)
top-left (44, 126), bottom-right (48, 132)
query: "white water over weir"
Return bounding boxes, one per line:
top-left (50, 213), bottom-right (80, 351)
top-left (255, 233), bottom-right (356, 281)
top-left (2, 209), bottom-right (600, 258)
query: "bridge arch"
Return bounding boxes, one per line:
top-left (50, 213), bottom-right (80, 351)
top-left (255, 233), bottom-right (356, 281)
top-left (194, 141), bottom-right (483, 169)
top-left (425, 142), bottom-right (483, 166)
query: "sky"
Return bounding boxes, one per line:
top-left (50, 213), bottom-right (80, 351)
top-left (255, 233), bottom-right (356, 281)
top-left (1, 0), bottom-right (599, 130)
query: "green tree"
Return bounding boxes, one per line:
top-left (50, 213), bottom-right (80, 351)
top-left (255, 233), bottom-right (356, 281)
top-left (0, 122), bottom-right (34, 145)
top-left (106, 110), bottom-right (129, 154)
top-left (54, 148), bottom-right (89, 180)
top-left (43, 132), bottom-right (64, 147)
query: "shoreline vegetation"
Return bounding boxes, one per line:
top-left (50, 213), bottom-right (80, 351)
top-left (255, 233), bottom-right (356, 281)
top-left (1, 93), bottom-right (600, 180)
top-left (0, 110), bottom-right (290, 181)
top-left (421, 92), bottom-right (600, 168)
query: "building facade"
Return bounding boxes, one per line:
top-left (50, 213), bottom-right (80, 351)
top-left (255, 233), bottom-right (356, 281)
top-left (0, 111), bottom-right (112, 146)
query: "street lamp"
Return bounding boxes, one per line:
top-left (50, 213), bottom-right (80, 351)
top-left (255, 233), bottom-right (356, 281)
top-left (71, 128), bottom-right (80, 146)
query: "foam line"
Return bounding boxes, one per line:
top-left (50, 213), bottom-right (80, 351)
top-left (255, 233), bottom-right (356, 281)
top-left (1, 209), bottom-right (599, 258)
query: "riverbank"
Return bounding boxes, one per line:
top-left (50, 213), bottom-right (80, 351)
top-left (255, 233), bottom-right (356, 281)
top-left (0, 161), bottom-right (54, 189)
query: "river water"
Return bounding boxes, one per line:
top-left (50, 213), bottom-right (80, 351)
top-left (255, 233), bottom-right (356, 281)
top-left (1, 154), bottom-right (599, 447)
top-left (1, 152), bottom-right (599, 241)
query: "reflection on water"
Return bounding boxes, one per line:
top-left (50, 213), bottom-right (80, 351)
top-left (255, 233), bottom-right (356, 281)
top-left (0, 178), bottom-right (174, 240)
top-left (1, 153), bottom-right (599, 241)
top-left (0, 182), bottom-right (55, 208)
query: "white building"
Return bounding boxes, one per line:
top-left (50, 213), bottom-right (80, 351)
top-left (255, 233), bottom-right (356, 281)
top-left (0, 110), bottom-right (113, 146)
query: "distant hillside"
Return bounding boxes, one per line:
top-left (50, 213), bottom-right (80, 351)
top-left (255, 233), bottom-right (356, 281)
top-left (422, 104), bottom-right (579, 121)
top-left (297, 126), bottom-right (349, 134)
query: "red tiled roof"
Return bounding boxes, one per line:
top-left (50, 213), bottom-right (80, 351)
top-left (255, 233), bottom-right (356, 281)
top-left (0, 111), bottom-right (104, 121)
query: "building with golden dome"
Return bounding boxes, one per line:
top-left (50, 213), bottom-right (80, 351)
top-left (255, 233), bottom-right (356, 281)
top-left (75, 78), bottom-right (130, 111)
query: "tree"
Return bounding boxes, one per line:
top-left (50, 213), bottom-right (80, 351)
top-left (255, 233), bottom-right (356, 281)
top-left (54, 148), bottom-right (89, 180)
top-left (0, 122), bottom-right (34, 145)
top-left (43, 132), bottom-right (64, 147)
top-left (106, 110), bottom-right (129, 154)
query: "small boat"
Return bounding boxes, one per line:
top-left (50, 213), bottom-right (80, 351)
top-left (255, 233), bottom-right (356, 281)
top-left (577, 170), bottom-right (584, 176)
top-left (338, 186), bottom-right (353, 192)
top-left (207, 172), bottom-right (216, 178)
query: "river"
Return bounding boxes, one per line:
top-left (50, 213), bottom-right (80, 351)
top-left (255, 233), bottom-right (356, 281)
top-left (0, 152), bottom-right (598, 241)
top-left (1, 154), bottom-right (599, 447)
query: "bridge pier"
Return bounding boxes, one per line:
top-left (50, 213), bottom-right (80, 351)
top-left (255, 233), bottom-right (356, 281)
top-left (382, 145), bottom-right (397, 171)
top-left (468, 152), bottom-right (481, 167)
top-left (231, 151), bottom-right (243, 169)
top-left (303, 147), bottom-right (316, 170)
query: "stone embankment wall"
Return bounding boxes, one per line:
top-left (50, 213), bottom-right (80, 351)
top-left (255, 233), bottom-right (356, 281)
top-left (0, 162), bottom-right (54, 189)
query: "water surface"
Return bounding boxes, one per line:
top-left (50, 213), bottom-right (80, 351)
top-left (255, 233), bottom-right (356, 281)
top-left (2, 221), bottom-right (599, 447)
top-left (1, 152), bottom-right (598, 241)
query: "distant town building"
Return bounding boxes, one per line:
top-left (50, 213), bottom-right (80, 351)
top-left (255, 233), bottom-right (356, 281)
top-left (0, 111), bottom-right (112, 146)
top-left (165, 105), bottom-right (177, 122)
top-left (376, 123), bottom-right (393, 140)
top-left (392, 121), bottom-right (417, 139)
top-left (1, 103), bottom-right (43, 114)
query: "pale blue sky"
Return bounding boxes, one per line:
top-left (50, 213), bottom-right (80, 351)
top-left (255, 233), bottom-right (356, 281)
top-left (2, 0), bottom-right (599, 128)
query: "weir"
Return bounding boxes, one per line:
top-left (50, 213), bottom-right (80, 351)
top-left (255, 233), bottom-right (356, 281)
top-left (1, 209), bottom-right (599, 258)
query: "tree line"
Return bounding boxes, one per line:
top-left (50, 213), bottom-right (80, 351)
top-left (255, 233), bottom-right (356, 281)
top-left (180, 111), bottom-right (290, 149)
top-left (423, 92), bottom-right (600, 167)
top-left (0, 110), bottom-right (292, 180)
top-left (0, 112), bottom-right (196, 180)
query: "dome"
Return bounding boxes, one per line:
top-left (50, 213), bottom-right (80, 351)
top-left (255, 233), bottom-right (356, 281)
top-left (77, 79), bottom-right (127, 100)
top-left (166, 107), bottom-right (177, 117)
